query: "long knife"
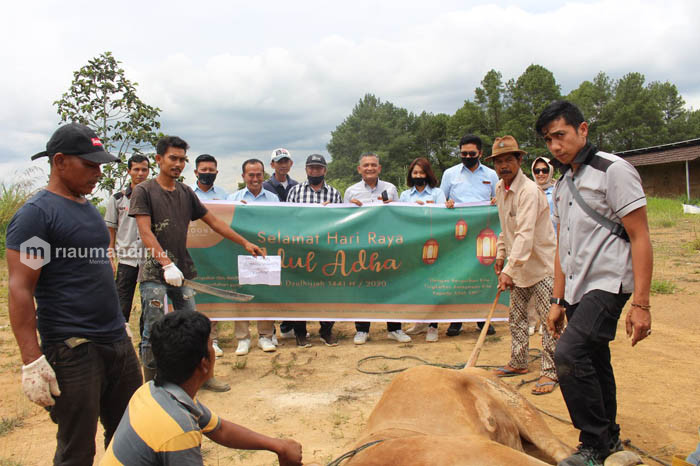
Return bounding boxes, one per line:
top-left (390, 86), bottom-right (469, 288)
top-left (183, 279), bottom-right (254, 302)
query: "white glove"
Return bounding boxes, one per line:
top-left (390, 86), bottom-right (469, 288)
top-left (163, 262), bottom-right (184, 287)
top-left (22, 355), bottom-right (61, 407)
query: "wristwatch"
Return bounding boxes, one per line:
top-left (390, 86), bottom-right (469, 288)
top-left (550, 297), bottom-right (565, 306)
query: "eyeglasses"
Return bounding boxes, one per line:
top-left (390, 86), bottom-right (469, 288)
top-left (460, 151), bottom-right (478, 157)
top-left (533, 168), bottom-right (550, 175)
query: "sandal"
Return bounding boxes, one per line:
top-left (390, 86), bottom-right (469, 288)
top-left (494, 366), bottom-right (529, 377)
top-left (531, 380), bottom-right (559, 395)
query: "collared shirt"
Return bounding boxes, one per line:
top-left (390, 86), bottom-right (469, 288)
top-left (287, 181), bottom-right (342, 204)
top-left (101, 381), bottom-right (221, 465)
top-left (553, 143), bottom-right (646, 305)
top-left (440, 162), bottom-right (499, 203)
top-left (104, 185), bottom-right (143, 267)
top-left (343, 179), bottom-right (399, 203)
top-left (263, 175), bottom-right (299, 202)
top-left (227, 187), bottom-right (280, 202)
top-left (190, 183), bottom-right (229, 201)
top-left (495, 169), bottom-right (556, 288)
top-left (399, 185), bottom-right (447, 204)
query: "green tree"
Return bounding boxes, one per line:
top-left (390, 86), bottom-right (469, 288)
top-left (326, 94), bottom-right (419, 187)
top-left (503, 64), bottom-right (561, 156)
top-left (648, 81), bottom-right (695, 143)
top-left (474, 69), bottom-right (505, 137)
top-left (604, 72), bottom-right (663, 150)
top-left (567, 72), bottom-right (614, 150)
top-left (412, 111), bottom-right (452, 180)
top-left (54, 51), bottom-right (162, 195)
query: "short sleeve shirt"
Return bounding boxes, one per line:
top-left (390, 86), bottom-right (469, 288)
top-left (554, 144), bottom-right (646, 304)
top-left (130, 179), bottom-right (208, 283)
top-left (104, 186), bottom-right (143, 267)
top-left (6, 190), bottom-right (125, 344)
top-left (439, 162), bottom-right (498, 203)
top-left (190, 183), bottom-right (229, 200)
top-left (101, 381), bottom-right (221, 465)
top-left (287, 181), bottom-right (342, 204)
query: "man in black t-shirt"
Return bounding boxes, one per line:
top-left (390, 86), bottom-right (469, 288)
top-left (6, 123), bottom-right (143, 466)
top-left (130, 135), bottom-right (263, 392)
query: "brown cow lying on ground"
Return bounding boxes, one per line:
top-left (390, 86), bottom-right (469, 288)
top-left (344, 365), bottom-right (573, 465)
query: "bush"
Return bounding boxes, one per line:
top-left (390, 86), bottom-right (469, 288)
top-left (0, 169), bottom-right (43, 258)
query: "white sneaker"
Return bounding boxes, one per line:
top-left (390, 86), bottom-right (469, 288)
top-left (212, 340), bottom-right (224, 358)
top-left (354, 331), bottom-right (369, 345)
top-left (388, 329), bottom-right (411, 343)
top-left (258, 337), bottom-right (276, 352)
top-left (528, 326), bottom-right (535, 336)
top-left (405, 323), bottom-right (429, 335)
top-left (426, 327), bottom-right (438, 342)
top-left (235, 338), bottom-right (250, 356)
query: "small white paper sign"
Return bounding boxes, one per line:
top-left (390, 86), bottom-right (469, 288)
top-left (237, 255), bottom-right (281, 286)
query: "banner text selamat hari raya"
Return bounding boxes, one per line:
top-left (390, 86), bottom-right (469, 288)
top-left (186, 201), bottom-right (509, 322)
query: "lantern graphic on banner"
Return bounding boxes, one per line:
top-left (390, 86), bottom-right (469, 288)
top-left (422, 238), bottom-right (439, 265)
top-left (476, 228), bottom-right (497, 265)
top-left (455, 219), bottom-right (467, 240)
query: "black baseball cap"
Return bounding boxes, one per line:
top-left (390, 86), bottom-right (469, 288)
top-left (31, 123), bottom-right (118, 163)
top-left (305, 154), bottom-right (327, 167)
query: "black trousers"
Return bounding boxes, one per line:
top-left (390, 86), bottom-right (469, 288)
top-left (355, 322), bottom-right (401, 332)
top-left (43, 338), bottom-right (142, 465)
top-left (554, 289), bottom-right (630, 452)
top-left (115, 263), bottom-right (139, 322)
top-left (293, 321), bottom-right (334, 335)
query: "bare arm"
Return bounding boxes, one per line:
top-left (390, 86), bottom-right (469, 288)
top-left (200, 211), bottom-right (264, 257)
top-left (134, 214), bottom-right (172, 267)
top-left (620, 206), bottom-right (653, 346)
top-left (206, 420), bottom-right (302, 466)
top-left (7, 250), bottom-right (43, 365)
top-left (108, 226), bottom-right (117, 273)
top-left (547, 223), bottom-right (567, 339)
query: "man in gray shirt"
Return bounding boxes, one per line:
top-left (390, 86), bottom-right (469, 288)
top-left (537, 101), bottom-right (652, 466)
top-left (343, 153), bottom-right (410, 345)
top-left (106, 154), bottom-right (149, 323)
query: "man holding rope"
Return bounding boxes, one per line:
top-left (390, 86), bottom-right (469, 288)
top-left (537, 101), bottom-right (653, 466)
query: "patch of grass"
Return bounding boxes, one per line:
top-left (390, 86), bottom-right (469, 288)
top-left (0, 416), bottom-right (23, 436)
top-left (233, 358), bottom-right (247, 370)
top-left (651, 279), bottom-right (677, 295)
top-left (0, 459), bottom-right (24, 466)
top-left (647, 197), bottom-right (683, 228)
top-left (485, 335), bottom-right (502, 343)
top-left (0, 169), bottom-right (43, 258)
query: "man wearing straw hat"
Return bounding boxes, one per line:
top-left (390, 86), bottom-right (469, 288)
top-left (485, 135), bottom-right (558, 395)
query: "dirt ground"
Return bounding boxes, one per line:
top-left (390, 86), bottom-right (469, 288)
top-left (1, 219), bottom-right (699, 465)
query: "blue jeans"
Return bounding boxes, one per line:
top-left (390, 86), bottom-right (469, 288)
top-left (139, 281), bottom-right (196, 370)
top-left (43, 337), bottom-right (142, 466)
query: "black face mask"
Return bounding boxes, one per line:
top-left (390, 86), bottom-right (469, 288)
top-left (411, 177), bottom-right (427, 187)
top-left (308, 175), bottom-right (325, 185)
top-left (198, 172), bottom-right (217, 186)
top-left (461, 157), bottom-right (479, 169)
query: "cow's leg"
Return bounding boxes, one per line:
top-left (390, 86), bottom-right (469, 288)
top-left (466, 368), bottom-right (573, 463)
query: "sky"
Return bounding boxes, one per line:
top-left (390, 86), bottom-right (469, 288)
top-left (2, 0), bottom-right (699, 192)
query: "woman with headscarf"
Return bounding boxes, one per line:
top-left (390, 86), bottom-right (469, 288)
top-left (531, 156), bottom-right (556, 228)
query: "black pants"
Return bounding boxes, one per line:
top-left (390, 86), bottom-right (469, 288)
top-left (293, 321), bottom-right (334, 335)
top-left (43, 337), bottom-right (143, 466)
top-left (355, 322), bottom-right (401, 332)
top-left (115, 263), bottom-right (139, 322)
top-left (554, 289), bottom-right (630, 452)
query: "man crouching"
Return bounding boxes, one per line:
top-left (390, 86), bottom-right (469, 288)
top-left (102, 311), bottom-right (303, 465)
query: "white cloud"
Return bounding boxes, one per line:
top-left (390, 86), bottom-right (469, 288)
top-left (2, 0), bottom-right (699, 186)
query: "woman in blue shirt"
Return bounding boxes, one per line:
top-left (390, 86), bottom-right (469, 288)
top-left (401, 158), bottom-right (447, 342)
top-left (399, 157), bottom-right (447, 205)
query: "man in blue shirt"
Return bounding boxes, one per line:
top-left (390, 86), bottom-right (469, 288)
top-left (191, 154), bottom-right (229, 200)
top-left (227, 159), bottom-right (280, 355)
top-left (440, 134), bottom-right (499, 336)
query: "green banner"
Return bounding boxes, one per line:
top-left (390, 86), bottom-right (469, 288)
top-left (186, 202), bottom-right (509, 321)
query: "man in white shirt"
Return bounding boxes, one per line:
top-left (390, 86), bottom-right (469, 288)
top-left (344, 153), bottom-right (410, 345)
